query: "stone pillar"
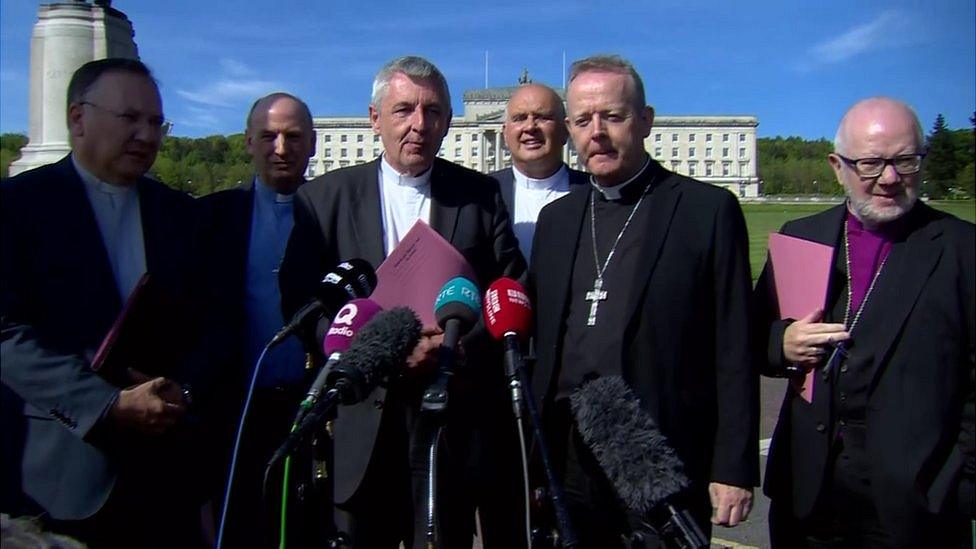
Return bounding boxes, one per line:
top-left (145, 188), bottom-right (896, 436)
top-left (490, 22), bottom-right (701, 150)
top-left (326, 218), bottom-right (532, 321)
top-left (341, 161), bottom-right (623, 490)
top-left (494, 130), bottom-right (502, 171)
top-left (10, 1), bottom-right (138, 176)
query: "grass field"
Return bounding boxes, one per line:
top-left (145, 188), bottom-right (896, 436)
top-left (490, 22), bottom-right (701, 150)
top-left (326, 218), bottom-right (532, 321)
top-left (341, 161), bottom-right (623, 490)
top-left (743, 200), bottom-right (975, 281)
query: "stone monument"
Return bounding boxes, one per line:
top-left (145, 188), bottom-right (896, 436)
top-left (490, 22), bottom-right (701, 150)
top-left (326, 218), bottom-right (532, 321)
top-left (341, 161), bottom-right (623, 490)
top-left (9, 1), bottom-right (139, 176)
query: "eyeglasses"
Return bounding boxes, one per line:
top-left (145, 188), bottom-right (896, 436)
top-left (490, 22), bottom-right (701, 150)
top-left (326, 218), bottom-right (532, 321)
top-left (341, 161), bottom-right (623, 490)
top-left (835, 153), bottom-right (925, 178)
top-left (80, 101), bottom-right (173, 136)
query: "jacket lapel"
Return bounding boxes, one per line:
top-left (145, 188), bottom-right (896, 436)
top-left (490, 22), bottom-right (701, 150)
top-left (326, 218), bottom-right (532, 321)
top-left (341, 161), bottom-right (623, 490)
top-left (350, 160), bottom-right (386, 266)
top-left (849, 205), bottom-right (943, 391)
top-left (428, 159), bottom-right (460, 244)
top-left (621, 171), bottom-right (682, 325)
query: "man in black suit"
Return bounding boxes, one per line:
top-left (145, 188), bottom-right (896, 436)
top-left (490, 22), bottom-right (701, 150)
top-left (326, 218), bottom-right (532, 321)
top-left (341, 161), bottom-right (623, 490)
top-left (278, 56), bottom-right (526, 548)
top-left (489, 83), bottom-right (588, 260)
top-left (528, 54), bottom-right (757, 546)
top-left (1, 58), bottom-right (207, 547)
top-left (756, 97), bottom-right (975, 547)
top-left (200, 92), bottom-right (316, 547)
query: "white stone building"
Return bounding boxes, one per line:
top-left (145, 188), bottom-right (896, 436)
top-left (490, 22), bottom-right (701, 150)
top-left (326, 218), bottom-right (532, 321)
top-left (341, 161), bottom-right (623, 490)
top-left (308, 85), bottom-right (760, 198)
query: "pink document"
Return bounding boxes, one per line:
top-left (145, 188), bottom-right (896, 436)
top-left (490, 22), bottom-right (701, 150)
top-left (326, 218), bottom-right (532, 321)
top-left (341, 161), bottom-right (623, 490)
top-left (370, 220), bottom-right (476, 327)
top-left (768, 233), bottom-right (834, 402)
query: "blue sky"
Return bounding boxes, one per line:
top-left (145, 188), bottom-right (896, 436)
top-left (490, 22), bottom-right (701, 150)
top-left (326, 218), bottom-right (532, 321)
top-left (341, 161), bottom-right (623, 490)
top-left (2, 0), bottom-right (973, 140)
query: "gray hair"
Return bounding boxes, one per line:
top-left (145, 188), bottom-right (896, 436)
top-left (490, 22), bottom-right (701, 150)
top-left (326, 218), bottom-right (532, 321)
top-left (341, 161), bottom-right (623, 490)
top-left (568, 54), bottom-right (646, 109)
top-left (370, 56), bottom-right (451, 111)
top-left (245, 92), bottom-right (313, 131)
top-left (834, 97), bottom-right (924, 154)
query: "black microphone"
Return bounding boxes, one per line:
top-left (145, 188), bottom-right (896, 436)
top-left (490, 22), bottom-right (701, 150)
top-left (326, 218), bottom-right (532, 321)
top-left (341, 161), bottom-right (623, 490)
top-left (422, 277), bottom-right (481, 413)
top-left (269, 258), bottom-right (377, 348)
top-left (570, 375), bottom-right (709, 549)
top-left (271, 307), bottom-right (421, 462)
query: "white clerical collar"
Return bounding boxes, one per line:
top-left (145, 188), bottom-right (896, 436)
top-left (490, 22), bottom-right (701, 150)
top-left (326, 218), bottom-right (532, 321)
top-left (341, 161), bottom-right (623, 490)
top-left (254, 176), bottom-right (294, 204)
top-left (513, 164), bottom-right (568, 191)
top-left (590, 155), bottom-right (651, 201)
top-left (72, 155), bottom-right (136, 196)
top-left (380, 154), bottom-right (432, 188)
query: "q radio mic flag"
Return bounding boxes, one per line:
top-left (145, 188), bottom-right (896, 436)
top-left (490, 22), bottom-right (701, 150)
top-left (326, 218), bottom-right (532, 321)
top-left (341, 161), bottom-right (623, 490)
top-left (303, 298), bottom-right (384, 406)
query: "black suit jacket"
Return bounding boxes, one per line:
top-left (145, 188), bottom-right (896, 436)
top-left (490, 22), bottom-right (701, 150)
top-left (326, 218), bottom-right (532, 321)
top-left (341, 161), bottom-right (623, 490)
top-left (278, 157), bottom-right (526, 503)
top-left (528, 162), bottom-right (759, 494)
top-left (0, 156), bottom-right (204, 520)
top-left (755, 203), bottom-right (976, 541)
top-left (488, 164), bottom-right (589, 215)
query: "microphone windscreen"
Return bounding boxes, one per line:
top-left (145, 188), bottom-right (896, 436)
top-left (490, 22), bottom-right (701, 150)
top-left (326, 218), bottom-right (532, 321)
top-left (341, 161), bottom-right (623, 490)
top-left (570, 375), bottom-right (690, 513)
top-left (327, 307), bottom-right (421, 403)
top-left (322, 298), bottom-right (383, 356)
top-left (483, 277), bottom-right (532, 341)
top-left (434, 277), bottom-right (480, 331)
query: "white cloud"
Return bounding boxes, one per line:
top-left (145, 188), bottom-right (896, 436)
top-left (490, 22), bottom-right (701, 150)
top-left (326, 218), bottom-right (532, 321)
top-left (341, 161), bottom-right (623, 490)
top-left (175, 59), bottom-right (281, 108)
top-left (807, 10), bottom-right (912, 65)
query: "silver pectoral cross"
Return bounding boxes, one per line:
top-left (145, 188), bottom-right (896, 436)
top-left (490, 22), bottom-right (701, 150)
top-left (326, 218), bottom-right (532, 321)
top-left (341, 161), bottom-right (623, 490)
top-left (585, 277), bottom-right (608, 326)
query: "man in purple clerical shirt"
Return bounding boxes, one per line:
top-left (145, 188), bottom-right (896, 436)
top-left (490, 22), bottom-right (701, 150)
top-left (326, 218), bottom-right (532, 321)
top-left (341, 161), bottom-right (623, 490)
top-left (755, 97), bottom-right (975, 547)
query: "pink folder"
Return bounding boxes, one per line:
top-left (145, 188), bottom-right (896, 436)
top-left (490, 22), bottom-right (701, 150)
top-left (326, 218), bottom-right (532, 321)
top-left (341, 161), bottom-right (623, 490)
top-left (370, 220), bottom-right (476, 327)
top-left (767, 233), bottom-right (834, 402)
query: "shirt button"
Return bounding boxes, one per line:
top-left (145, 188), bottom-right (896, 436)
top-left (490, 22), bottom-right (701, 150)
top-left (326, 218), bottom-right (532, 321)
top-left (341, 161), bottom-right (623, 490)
top-left (840, 364), bottom-right (849, 373)
top-left (839, 419), bottom-right (847, 426)
top-left (840, 393), bottom-right (847, 402)
top-left (816, 423), bottom-right (826, 433)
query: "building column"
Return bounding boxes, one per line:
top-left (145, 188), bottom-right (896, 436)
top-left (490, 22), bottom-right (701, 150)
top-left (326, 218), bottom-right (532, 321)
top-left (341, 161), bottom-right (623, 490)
top-left (494, 130), bottom-right (502, 171)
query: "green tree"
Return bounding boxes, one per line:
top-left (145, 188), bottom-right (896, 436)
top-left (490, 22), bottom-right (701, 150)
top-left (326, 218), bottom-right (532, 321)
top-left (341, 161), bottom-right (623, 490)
top-left (924, 114), bottom-right (959, 198)
top-left (1, 133), bottom-right (29, 178)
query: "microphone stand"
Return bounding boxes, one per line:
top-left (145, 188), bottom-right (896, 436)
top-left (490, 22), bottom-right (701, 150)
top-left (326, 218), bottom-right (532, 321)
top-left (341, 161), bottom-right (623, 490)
top-left (419, 342), bottom-right (457, 548)
top-left (512, 339), bottom-right (579, 549)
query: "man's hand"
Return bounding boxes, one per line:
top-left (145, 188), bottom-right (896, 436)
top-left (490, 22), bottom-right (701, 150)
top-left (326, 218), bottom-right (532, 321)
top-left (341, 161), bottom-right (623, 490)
top-left (709, 482), bottom-right (752, 526)
top-left (109, 376), bottom-right (186, 435)
top-left (783, 309), bottom-right (849, 366)
top-left (405, 325), bottom-right (444, 371)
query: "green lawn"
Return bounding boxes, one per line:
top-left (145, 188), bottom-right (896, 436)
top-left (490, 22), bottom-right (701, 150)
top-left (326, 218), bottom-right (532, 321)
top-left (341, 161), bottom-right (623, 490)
top-left (743, 200), bottom-right (975, 281)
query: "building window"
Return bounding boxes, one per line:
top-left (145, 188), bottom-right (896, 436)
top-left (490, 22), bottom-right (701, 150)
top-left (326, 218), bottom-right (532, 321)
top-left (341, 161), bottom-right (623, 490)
top-left (654, 147), bottom-right (662, 157)
top-left (723, 147), bottom-right (730, 158)
top-left (340, 135), bottom-right (347, 143)
top-left (472, 147), bottom-right (479, 157)
top-left (325, 149), bottom-right (332, 158)
top-left (672, 133), bottom-right (679, 142)
top-left (340, 148), bottom-right (347, 158)
top-left (373, 148), bottom-right (380, 157)
top-left (374, 135), bottom-right (380, 143)
top-left (455, 134), bottom-right (462, 142)
top-left (356, 149), bottom-right (364, 158)
top-left (722, 162), bottom-right (731, 176)
top-left (739, 134), bottom-right (746, 143)
top-left (471, 134), bottom-right (478, 142)
top-left (357, 135), bottom-right (364, 143)
top-left (655, 133), bottom-right (662, 142)
top-left (722, 134), bottom-right (729, 142)
top-left (739, 148), bottom-right (746, 158)
top-left (705, 134), bottom-right (712, 143)
top-left (670, 161), bottom-right (681, 171)
top-left (671, 147), bottom-right (679, 158)
top-left (324, 135), bottom-right (332, 143)
top-left (340, 160), bottom-right (349, 167)
top-left (740, 162), bottom-right (749, 175)
top-left (325, 162), bottom-right (333, 171)
top-left (308, 164), bottom-right (316, 177)
top-left (688, 162), bottom-right (697, 176)
top-left (454, 148), bottom-right (462, 158)
top-left (689, 133), bottom-right (696, 142)
top-left (706, 163), bottom-right (714, 176)
top-left (689, 147), bottom-right (696, 158)
top-left (706, 147), bottom-right (712, 158)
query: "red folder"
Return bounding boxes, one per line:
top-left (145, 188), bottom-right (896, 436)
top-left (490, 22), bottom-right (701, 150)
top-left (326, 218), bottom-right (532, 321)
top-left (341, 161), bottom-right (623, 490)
top-left (767, 233), bottom-right (834, 403)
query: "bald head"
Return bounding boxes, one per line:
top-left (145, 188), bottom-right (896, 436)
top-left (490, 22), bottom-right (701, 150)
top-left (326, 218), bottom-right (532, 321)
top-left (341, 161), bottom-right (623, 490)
top-left (245, 92), bottom-right (316, 194)
top-left (834, 97), bottom-right (923, 156)
top-left (503, 83), bottom-right (568, 178)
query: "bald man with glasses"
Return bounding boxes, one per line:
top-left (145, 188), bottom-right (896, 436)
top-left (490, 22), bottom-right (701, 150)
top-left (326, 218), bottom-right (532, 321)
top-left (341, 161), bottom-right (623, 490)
top-left (754, 97), bottom-right (975, 547)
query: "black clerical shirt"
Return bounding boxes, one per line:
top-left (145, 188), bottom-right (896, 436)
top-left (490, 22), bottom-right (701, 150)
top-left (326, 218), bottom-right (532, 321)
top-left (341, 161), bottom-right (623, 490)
top-left (556, 162), bottom-right (662, 400)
